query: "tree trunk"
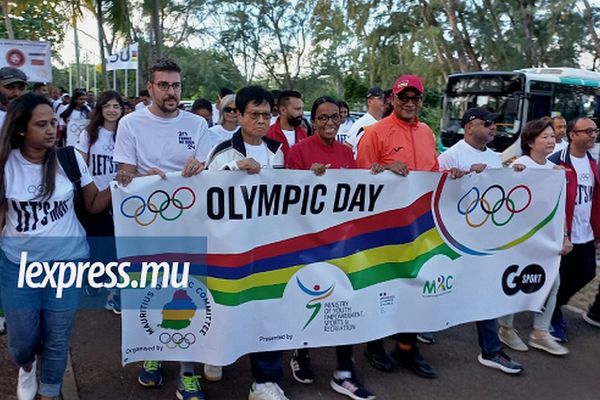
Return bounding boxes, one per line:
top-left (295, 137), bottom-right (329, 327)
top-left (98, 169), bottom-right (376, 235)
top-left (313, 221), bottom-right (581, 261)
top-left (419, 0), bottom-right (457, 76)
top-left (582, 0), bottom-right (600, 59)
top-left (2, 0), bottom-right (13, 39)
top-left (151, 0), bottom-right (162, 59)
top-left (517, 0), bottom-right (539, 66)
top-left (96, 0), bottom-right (109, 90)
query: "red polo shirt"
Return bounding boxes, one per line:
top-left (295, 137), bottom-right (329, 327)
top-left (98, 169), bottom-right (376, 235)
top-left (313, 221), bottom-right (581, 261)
top-left (286, 134), bottom-right (356, 170)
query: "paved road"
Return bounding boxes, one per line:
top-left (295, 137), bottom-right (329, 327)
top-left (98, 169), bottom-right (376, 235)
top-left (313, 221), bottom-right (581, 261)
top-left (1, 272), bottom-right (599, 400)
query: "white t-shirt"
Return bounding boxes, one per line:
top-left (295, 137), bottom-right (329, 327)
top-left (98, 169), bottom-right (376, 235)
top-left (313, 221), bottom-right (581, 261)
top-left (282, 129), bottom-right (296, 147)
top-left (336, 119), bottom-right (353, 143)
top-left (209, 124), bottom-right (237, 148)
top-left (75, 127), bottom-right (117, 191)
top-left (345, 112), bottom-right (378, 152)
top-left (552, 140), bottom-right (568, 154)
top-left (513, 155), bottom-right (555, 170)
top-left (1, 149), bottom-right (93, 263)
top-left (244, 142), bottom-right (270, 168)
top-left (438, 139), bottom-right (502, 171)
top-left (56, 103), bottom-right (68, 127)
top-left (135, 101), bottom-right (151, 110)
top-left (113, 108), bottom-right (212, 174)
top-left (570, 155), bottom-right (595, 244)
top-left (212, 104), bottom-right (220, 127)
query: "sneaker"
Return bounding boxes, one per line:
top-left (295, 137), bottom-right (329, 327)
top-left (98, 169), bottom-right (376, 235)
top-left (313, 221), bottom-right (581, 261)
top-left (583, 310), bottom-right (600, 328)
top-left (477, 351), bottom-right (523, 374)
top-left (289, 350), bottom-right (314, 384)
top-left (176, 373), bottom-right (205, 400)
top-left (330, 375), bottom-right (376, 400)
top-left (105, 295), bottom-right (121, 315)
top-left (416, 332), bottom-right (435, 344)
top-left (0, 316), bottom-right (6, 335)
top-left (528, 333), bottom-right (569, 356)
top-left (390, 347), bottom-right (436, 379)
top-left (363, 347), bottom-right (395, 372)
top-left (248, 382), bottom-right (289, 400)
top-left (203, 364), bottom-right (223, 382)
top-left (498, 327), bottom-right (528, 352)
top-left (17, 358), bottom-right (37, 400)
top-left (138, 361), bottom-right (163, 387)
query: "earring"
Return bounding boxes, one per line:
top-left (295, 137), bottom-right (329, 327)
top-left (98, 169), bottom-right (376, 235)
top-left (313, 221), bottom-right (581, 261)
top-left (19, 132), bottom-right (24, 136)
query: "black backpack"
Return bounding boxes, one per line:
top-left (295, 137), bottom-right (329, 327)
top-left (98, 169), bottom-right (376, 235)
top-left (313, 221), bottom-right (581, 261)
top-left (56, 145), bottom-right (89, 230)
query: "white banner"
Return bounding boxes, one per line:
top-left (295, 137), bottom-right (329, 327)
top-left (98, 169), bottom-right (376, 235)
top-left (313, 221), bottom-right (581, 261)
top-left (0, 39), bottom-right (51, 82)
top-left (106, 43), bottom-right (138, 71)
top-left (112, 169), bottom-right (565, 366)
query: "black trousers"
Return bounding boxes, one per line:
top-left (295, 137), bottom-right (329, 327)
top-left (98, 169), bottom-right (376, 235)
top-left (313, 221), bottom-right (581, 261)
top-left (296, 345), bottom-right (354, 372)
top-left (553, 240), bottom-right (597, 320)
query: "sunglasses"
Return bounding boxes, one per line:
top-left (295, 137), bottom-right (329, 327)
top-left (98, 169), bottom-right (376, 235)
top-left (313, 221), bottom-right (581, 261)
top-left (223, 106), bottom-right (237, 113)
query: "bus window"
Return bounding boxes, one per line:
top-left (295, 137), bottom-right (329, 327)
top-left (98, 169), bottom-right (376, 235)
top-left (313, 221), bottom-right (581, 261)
top-left (528, 94), bottom-right (552, 119)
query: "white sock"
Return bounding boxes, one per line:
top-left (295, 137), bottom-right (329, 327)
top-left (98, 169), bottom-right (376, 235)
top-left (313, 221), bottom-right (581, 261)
top-left (334, 370), bottom-right (352, 380)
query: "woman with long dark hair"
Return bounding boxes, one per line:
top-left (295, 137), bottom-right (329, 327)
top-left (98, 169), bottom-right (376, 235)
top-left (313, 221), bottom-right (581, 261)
top-left (0, 93), bottom-right (111, 400)
top-left (75, 90), bottom-right (123, 312)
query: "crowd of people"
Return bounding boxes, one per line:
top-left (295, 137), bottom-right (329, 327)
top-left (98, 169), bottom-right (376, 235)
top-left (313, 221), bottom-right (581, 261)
top-left (0, 56), bottom-right (598, 400)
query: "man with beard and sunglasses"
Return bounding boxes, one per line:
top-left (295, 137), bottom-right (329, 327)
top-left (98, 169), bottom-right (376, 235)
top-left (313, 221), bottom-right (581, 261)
top-left (113, 57), bottom-right (212, 400)
top-left (267, 90), bottom-right (307, 157)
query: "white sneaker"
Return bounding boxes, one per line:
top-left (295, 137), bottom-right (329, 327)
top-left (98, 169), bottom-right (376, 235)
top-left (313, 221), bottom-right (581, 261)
top-left (17, 358), bottom-right (37, 400)
top-left (0, 316), bottom-right (6, 335)
top-left (248, 382), bottom-right (289, 400)
top-left (528, 333), bottom-right (569, 356)
top-left (203, 364), bottom-right (223, 382)
top-left (498, 327), bottom-right (528, 351)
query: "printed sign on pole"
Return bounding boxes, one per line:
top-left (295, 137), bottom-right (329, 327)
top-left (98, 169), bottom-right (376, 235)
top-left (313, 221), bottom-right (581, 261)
top-left (0, 39), bottom-right (52, 82)
top-left (106, 43), bottom-right (138, 71)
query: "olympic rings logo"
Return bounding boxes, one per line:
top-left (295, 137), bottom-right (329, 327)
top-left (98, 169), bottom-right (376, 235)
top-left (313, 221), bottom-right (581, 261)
top-left (103, 144), bottom-right (115, 152)
top-left (159, 332), bottom-right (196, 349)
top-left (456, 184), bottom-right (532, 228)
top-left (120, 187), bottom-right (196, 226)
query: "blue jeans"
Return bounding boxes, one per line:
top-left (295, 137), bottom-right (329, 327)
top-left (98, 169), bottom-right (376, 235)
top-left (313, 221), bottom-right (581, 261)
top-left (477, 319), bottom-right (502, 356)
top-left (0, 255), bottom-right (81, 397)
top-left (250, 351), bottom-right (283, 383)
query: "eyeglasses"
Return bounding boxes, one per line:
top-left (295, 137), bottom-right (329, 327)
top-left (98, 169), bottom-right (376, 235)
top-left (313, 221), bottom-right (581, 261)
top-left (396, 95), bottom-right (423, 104)
top-left (102, 104), bottom-right (123, 110)
top-left (223, 106), bottom-right (237, 113)
top-left (152, 81), bottom-right (182, 91)
top-left (245, 111), bottom-right (271, 121)
top-left (572, 127), bottom-right (600, 136)
top-left (316, 113), bottom-right (341, 123)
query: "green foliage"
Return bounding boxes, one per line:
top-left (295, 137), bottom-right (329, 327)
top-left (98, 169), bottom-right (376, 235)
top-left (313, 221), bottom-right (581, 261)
top-left (0, 2), bottom-right (67, 46)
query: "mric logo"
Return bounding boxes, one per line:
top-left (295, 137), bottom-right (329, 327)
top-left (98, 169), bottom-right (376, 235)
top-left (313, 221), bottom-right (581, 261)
top-left (422, 275), bottom-right (454, 297)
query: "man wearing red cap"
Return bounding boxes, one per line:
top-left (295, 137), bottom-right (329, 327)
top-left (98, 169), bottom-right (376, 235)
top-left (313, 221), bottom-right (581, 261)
top-left (356, 75), bottom-right (438, 379)
top-left (357, 75), bottom-right (438, 172)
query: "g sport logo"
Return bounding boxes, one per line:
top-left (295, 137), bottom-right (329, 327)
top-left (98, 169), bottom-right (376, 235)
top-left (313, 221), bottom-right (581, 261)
top-left (501, 264), bottom-right (546, 295)
top-left (422, 275), bottom-right (454, 297)
top-left (296, 277), bottom-right (335, 330)
top-left (120, 187), bottom-right (196, 226)
top-left (457, 184), bottom-right (531, 228)
top-left (433, 174), bottom-right (562, 256)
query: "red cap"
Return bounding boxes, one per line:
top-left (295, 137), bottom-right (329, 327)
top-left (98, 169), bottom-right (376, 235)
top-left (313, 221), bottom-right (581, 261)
top-left (392, 75), bottom-right (424, 95)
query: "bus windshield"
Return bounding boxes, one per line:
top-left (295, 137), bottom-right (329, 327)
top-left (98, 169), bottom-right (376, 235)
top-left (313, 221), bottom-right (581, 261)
top-left (441, 74), bottom-right (525, 151)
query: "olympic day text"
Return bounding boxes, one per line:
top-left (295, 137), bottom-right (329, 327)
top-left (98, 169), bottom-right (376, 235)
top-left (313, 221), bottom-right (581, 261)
top-left (17, 251), bottom-right (191, 298)
top-left (206, 183), bottom-right (384, 220)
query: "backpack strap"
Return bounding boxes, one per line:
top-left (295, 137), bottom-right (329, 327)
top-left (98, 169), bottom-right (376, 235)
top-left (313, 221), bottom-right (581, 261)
top-left (57, 146), bottom-right (82, 191)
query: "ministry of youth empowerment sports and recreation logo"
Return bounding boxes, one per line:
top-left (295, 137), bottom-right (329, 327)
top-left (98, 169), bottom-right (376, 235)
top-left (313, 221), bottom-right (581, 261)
top-left (138, 281), bottom-right (212, 350)
top-left (296, 277), bottom-right (335, 330)
top-left (120, 187), bottom-right (196, 227)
